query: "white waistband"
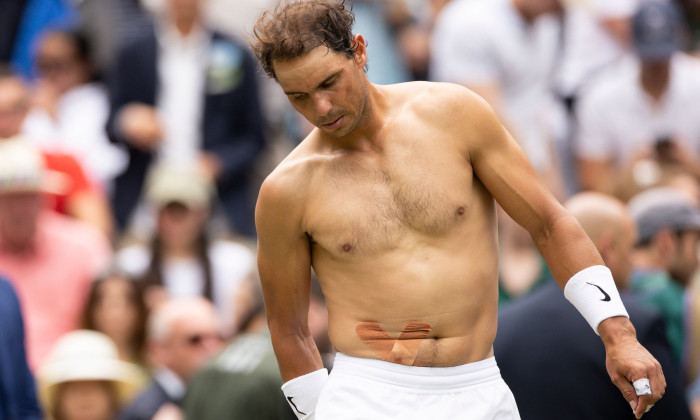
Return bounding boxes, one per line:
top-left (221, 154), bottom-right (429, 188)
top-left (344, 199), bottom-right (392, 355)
top-left (331, 353), bottom-right (502, 390)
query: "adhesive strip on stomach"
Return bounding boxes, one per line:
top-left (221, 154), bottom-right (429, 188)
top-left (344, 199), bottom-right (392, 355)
top-left (355, 321), bottom-right (431, 366)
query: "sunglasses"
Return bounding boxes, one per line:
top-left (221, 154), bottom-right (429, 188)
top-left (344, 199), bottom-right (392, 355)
top-left (182, 333), bottom-right (223, 347)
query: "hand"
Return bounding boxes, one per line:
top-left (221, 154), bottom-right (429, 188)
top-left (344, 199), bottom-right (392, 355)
top-left (199, 152), bottom-right (222, 180)
top-left (118, 103), bottom-right (163, 151)
top-left (152, 403), bottom-right (183, 420)
top-left (599, 317), bottom-right (666, 419)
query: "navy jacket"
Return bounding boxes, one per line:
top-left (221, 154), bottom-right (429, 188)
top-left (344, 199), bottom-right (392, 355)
top-left (495, 281), bottom-right (691, 420)
top-left (106, 28), bottom-right (265, 236)
top-left (0, 276), bottom-right (41, 420)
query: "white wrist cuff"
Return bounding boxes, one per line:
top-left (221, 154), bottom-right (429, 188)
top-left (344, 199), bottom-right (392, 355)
top-left (564, 265), bottom-right (629, 335)
top-left (281, 368), bottom-right (328, 419)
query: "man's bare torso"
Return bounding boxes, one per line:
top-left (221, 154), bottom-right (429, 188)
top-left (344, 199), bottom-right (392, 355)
top-left (271, 83), bottom-right (501, 367)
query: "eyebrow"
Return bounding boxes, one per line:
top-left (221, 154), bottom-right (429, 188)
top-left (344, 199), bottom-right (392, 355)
top-left (283, 71), bottom-right (341, 96)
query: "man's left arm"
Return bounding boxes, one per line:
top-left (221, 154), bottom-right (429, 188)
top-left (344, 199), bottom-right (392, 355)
top-left (464, 91), bottom-right (665, 419)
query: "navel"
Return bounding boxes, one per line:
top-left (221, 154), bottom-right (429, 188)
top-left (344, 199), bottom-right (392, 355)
top-left (456, 206), bottom-right (465, 216)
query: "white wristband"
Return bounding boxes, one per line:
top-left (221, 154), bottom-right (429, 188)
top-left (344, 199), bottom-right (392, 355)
top-left (281, 368), bottom-right (328, 419)
top-left (564, 265), bottom-right (629, 335)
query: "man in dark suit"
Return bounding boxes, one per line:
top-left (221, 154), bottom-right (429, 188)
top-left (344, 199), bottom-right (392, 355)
top-left (0, 275), bottom-right (41, 420)
top-left (494, 192), bottom-right (691, 420)
top-left (106, 0), bottom-right (265, 237)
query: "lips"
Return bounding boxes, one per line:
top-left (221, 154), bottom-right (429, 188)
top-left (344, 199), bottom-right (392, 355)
top-left (322, 115), bottom-right (343, 128)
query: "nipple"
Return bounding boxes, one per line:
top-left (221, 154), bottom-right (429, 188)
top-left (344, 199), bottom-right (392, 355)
top-left (456, 206), bottom-right (465, 215)
top-left (342, 243), bottom-right (353, 252)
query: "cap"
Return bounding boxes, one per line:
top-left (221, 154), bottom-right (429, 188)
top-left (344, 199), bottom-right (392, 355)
top-left (38, 330), bottom-right (143, 409)
top-left (628, 187), bottom-right (700, 244)
top-left (0, 139), bottom-right (45, 194)
top-left (144, 162), bottom-right (215, 209)
top-left (632, 1), bottom-right (685, 61)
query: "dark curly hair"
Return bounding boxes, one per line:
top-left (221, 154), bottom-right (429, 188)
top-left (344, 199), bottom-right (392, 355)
top-left (249, 0), bottom-right (362, 80)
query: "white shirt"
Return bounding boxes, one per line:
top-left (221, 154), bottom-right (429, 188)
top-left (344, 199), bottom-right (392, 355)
top-left (555, 0), bottom-right (637, 96)
top-left (576, 54), bottom-right (700, 164)
top-left (430, 0), bottom-right (560, 171)
top-left (116, 240), bottom-right (255, 326)
top-left (155, 23), bottom-right (209, 165)
top-left (21, 83), bottom-right (128, 188)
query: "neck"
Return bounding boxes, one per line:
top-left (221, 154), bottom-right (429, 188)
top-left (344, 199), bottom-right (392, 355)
top-left (163, 242), bottom-right (196, 258)
top-left (640, 60), bottom-right (671, 102)
top-left (173, 15), bottom-right (198, 37)
top-left (632, 248), bottom-right (666, 272)
top-left (511, 0), bottom-right (536, 23)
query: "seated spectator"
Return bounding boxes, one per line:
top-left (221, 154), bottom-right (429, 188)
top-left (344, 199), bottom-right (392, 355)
top-left (82, 269), bottom-right (150, 378)
top-left (119, 297), bottom-right (223, 420)
top-left (576, 1), bottom-right (700, 199)
top-left (106, 0), bottom-right (265, 237)
top-left (495, 192), bottom-right (692, 420)
top-left (0, 67), bottom-right (114, 237)
top-left (37, 330), bottom-right (142, 420)
top-left (116, 163), bottom-right (255, 333)
top-left (184, 275), bottom-right (297, 420)
top-left (0, 276), bottom-right (41, 420)
top-left (22, 28), bottom-right (128, 190)
top-left (627, 186), bottom-right (700, 366)
top-left (0, 139), bottom-right (111, 369)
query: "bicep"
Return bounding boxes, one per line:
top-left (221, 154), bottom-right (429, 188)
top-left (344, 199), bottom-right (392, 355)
top-left (470, 108), bottom-right (562, 235)
top-left (255, 184), bottom-right (313, 334)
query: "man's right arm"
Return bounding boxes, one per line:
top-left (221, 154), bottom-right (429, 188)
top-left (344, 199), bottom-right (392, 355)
top-left (255, 173), bottom-right (325, 382)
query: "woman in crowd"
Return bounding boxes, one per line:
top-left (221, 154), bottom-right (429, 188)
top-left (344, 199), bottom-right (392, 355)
top-left (82, 269), bottom-right (150, 376)
top-left (116, 163), bottom-right (256, 336)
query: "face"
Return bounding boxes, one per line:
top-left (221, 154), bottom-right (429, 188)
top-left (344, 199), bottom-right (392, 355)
top-left (669, 230), bottom-right (700, 285)
top-left (0, 192), bottom-right (42, 253)
top-left (159, 306), bottom-right (223, 380)
top-left (0, 78), bottom-right (30, 138)
top-left (92, 276), bottom-right (140, 347)
top-left (274, 39), bottom-right (369, 138)
top-left (55, 380), bottom-right (115, 420)
top-left (35, 33), bottom-right (91, 94)
top-left (157, 202), bottom-right (207, 249)
top-left (166, 0), bottom-right (203, 21)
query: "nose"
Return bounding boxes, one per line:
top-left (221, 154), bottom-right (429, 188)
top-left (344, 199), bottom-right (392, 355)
top-left (312, 92), bottom-right (333, 117)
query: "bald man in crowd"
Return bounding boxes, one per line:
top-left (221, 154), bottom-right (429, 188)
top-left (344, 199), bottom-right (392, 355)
top-left (119, 298), bottom-right (224, 420)
top-left (495, 192), bottom-right (691, 419)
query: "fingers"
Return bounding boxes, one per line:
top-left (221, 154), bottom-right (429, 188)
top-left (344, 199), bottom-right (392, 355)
top-left (611, 373), bottom-right (638, 413)
top-left (634, 360), bottom-right (665, 418)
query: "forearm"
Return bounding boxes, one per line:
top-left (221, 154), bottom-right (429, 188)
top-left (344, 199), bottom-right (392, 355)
top-left (270, 326), bottom-right (324, 383)
top-left (530, 210), bottom-right (605, 289)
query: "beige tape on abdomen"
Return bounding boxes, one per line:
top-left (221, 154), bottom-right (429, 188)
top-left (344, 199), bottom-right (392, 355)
top-left (355, 321), bottom-right (431, 366)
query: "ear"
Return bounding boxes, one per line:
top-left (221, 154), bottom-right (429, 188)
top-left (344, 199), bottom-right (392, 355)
top-left (352, 34), bottom-right (368, 69)
top-left (654, 228), bottom-right (676, 256)
top-left (596, 233), bottom-right (614, 265)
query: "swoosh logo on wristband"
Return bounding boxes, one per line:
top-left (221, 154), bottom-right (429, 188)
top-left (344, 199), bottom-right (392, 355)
top-left (586, 282), bottom-right (611, 302)
top-left (287, 396), bottom-right (307, 415)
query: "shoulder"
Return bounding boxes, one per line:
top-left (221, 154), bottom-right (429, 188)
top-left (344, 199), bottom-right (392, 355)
top-left (398, 81), bottom-right (494, 120)
top-left (119, 383), bottom-right (168, 419)
top-left (257, 139), bottom-right (322, 211)
top-left (398, 82), bottom-right (502, 143)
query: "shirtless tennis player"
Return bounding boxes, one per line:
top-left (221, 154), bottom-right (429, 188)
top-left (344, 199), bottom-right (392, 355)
top-left (251, 1), bottom-right (665, 419)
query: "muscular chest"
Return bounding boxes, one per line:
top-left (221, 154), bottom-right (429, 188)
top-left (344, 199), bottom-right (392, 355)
top-left (305, 141), bottom-right (473, 256)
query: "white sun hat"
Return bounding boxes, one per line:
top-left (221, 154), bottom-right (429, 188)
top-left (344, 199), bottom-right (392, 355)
top-left (38, 330), bottom-right (143, 410)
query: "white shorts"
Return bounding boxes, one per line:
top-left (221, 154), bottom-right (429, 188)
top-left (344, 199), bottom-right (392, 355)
top-left (316, 353), bottom-right (520, 420)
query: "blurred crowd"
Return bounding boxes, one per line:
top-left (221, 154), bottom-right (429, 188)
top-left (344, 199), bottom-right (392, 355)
top-left (1, 0), bottom-right (700, 419)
